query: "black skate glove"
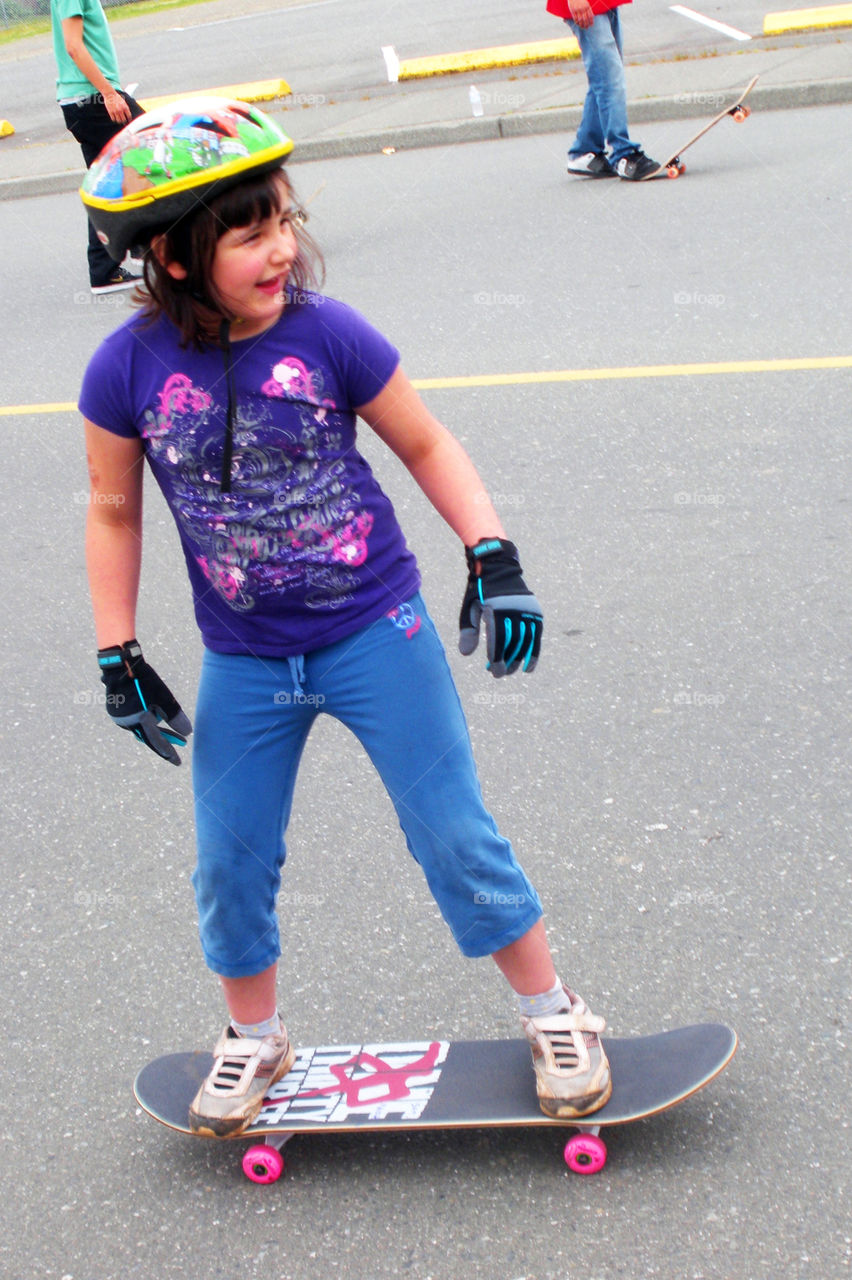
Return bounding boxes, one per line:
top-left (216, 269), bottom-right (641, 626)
top-left (458, 538), bottom-right (543, 677)
top-left (97, 639), bottom-right (192, 765)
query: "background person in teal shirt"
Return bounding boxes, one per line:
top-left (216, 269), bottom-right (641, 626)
top-left (51, 0), bottom-right (144, 292)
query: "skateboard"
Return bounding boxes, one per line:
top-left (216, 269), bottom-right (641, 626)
top-left (642, 75), bottom-right (760, 179)
top-left (134, 1023), bottom-right (736, 1182)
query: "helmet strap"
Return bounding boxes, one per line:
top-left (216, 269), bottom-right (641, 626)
top-left (219, 318), bottom-right (236, 493)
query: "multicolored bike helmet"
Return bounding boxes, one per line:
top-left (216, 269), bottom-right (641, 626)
top-left (81, 97), bottom-right (294, 261)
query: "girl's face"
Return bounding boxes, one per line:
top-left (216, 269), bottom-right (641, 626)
top-left (209, 183), bottom-right (301, 339)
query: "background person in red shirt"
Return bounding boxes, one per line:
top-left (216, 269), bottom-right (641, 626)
top-left (547, 0), bottom-right (659, 179)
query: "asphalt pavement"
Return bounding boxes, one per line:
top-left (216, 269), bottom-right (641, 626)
top-left (1, 9), bottom-right (851, 197)
top-left (1, 5), bottom-right (851, 1280)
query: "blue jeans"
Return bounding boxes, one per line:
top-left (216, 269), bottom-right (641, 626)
top-left (567, 11), bottom-right (638, 163)
top-left (191, 594), bottom-right (542, 976)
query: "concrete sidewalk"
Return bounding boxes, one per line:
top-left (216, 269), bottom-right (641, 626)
top-left (1, 27), bottom-right (850, 199)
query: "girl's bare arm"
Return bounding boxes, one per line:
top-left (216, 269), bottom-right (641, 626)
top-left (84, 419), bottom-right (145, 647)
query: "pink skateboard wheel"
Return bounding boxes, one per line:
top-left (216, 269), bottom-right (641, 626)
top-left (563, 1132), bottom-right (607, 1175)
top-left (242, 1144), bottom-right (285, 1184)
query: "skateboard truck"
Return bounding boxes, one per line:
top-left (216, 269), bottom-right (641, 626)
top-left (245, 1121), bottom-right (611, 1182)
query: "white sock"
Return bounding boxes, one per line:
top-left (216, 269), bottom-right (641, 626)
top-left (517, 978), bottom-right (569, 1019)
top-left (230, 1012), bottom-right (281, 1038)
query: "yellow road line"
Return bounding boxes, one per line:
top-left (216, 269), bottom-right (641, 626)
top-left (411, 355), bottom-right (852, 390)
top-left (2, 356), bottom-right (850, 419)
top-left (398, 38), bottom-right (579, 80)
top-left (0, 402), bottom-right (77, 416)
top-left (139, 79), bottom-right (291, 112)
top-left (764, 4), bottom-right (852, 35)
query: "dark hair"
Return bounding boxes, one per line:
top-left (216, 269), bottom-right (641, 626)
top-left (137, 168), bottom-right (324, 348)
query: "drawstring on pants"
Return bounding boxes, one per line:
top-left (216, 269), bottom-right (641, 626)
top-left (287, 654), bottom-right (307, 696)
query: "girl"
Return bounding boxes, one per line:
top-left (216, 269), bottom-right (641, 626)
top-left (80, 99), bottom-right (611, 1136)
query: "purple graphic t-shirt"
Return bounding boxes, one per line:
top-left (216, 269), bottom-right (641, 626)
top-left (80, 292), bottom-right (421, 655)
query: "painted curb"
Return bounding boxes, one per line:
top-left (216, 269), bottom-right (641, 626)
top-left (398, 38), bottom-right (580, 80)
top-left (764, 4), bottom-right (852, 35)
top-left (139, 78), bottom-right (291, 112)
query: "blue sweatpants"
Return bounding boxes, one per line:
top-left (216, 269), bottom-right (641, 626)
top-left (191, 594), bottom-right (543, 977)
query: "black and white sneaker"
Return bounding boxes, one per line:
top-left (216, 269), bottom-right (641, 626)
top-left (566, 151), bottom-right (616, 178)
top-left (614, 150), bottom-right (661, 181)
top-left (90, 267), bottom-right (141, 295)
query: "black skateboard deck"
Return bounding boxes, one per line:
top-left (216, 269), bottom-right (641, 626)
top-left (135, 1023), bottom-right (736, 1181)
top-left (641, 75), bottom-right (760, 179)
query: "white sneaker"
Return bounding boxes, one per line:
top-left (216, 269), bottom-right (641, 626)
top-left (521, 987), bottom-right (612, 1118)
top-left (189, 1023), bottom-right (296, 1137)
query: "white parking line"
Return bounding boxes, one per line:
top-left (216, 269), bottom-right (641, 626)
top-left (168, 0), bottom-right (337, 32)
top-left (669, 5), bottom-right (752, 41)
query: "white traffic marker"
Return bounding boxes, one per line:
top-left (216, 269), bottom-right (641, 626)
top-left (669, 5), bottom-right (752, 40)
top-left (382, 45), bottom-right (400, 83)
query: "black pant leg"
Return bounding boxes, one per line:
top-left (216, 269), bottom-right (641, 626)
top-left (62, 93), bottom-right (145, 285)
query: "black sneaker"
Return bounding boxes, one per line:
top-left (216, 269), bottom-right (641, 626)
top-left (90, 267), bottom-right (141, 295)
top-left (614, 150), bottom-right (661, 181)
top-left (566, 151), bottom-right (616, 178)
